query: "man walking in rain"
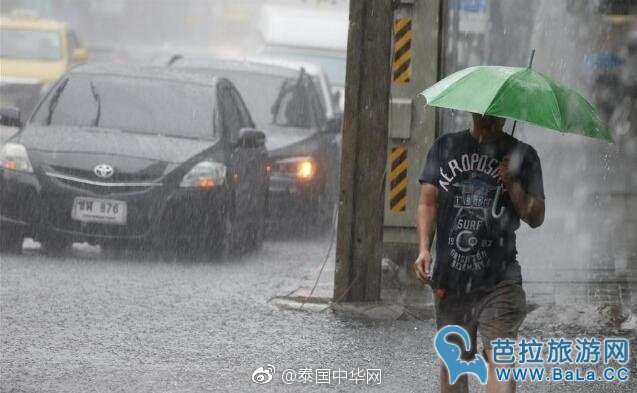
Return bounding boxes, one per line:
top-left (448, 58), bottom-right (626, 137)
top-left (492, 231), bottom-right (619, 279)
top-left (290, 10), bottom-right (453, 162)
top-left (413, 113), bottom-right (545, 393)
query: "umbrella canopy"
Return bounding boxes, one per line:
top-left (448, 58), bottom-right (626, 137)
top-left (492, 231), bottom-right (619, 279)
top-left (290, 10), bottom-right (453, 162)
top-left (420, 66), bottom-right (613, 142)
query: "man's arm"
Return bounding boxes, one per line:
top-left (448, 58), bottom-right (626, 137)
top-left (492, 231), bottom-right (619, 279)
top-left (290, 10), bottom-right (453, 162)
top-left (498, 156), bottom-right (545, 228)
top-left (413, 183), bottom-right (438, 284)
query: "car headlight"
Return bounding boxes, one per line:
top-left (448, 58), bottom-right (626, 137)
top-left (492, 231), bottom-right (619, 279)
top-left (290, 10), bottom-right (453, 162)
top-left (273, 156), bottom-right (316, 181)
top-left (180, 161), bottom-right (226, 188)
top-left (0, 143), bottom-right (33, 173)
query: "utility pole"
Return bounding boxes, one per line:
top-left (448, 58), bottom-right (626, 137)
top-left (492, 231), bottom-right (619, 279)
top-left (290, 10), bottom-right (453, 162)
top-left (334, 0), bottom-right (393, 302)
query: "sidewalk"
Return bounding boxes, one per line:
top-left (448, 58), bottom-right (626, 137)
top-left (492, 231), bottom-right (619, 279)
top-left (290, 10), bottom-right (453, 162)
top-left (270, 249), bottom-right (637, 331)
top-left (269, 253), bottom-right (433, 319)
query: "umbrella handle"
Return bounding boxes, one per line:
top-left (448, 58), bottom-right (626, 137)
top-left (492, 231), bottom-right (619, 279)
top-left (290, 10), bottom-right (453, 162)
top-left (492, 185), bottom-right (505, 219)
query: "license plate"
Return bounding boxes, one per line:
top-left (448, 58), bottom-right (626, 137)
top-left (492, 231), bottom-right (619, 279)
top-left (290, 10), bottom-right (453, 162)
top-left (71, 197), bottom-right (127, 225)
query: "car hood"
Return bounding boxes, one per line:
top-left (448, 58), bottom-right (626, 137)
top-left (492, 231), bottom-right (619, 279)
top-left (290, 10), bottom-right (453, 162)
top-left (18, 126), bottom-right (220, 181)
top-left (263, 125), bottom-right (321, 157)
top-left (20, 125), bottom-right (218, 164)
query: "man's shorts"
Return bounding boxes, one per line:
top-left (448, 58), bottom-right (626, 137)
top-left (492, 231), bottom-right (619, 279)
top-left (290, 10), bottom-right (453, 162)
top-left (434, 280), bottom-right (527, 359)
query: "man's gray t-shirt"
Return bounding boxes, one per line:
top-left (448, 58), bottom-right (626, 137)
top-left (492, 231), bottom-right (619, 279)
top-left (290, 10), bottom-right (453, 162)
top-left (419, 130), bottom-right (544, 293)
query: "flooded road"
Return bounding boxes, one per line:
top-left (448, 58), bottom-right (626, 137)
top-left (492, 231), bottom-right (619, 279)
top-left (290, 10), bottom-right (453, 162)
top-left (1, 239), bottom-right (437, 392)
top-left (1, 237), bottom-right (635, 392)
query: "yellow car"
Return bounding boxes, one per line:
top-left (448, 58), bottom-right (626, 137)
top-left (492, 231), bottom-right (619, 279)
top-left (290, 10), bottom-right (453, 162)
top-left (0, 15), bottom-right (88, 120)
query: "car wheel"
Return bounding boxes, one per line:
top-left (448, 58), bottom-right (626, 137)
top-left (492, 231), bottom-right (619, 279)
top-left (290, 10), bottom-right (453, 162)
top-left (40, 237), bottom-right (72, 256)
top-left (318, 194), bottom-right (335, 230)
top-left (101, 241), bottom-right (126, 258)
top-left (0, 224), bottom-right (23, 254)
top-left (248, 198), bottom-right (266, 252)
top-left (306, 193), bottom-right (334, 236)
top-left (102, 240), bottom-right (146, 258)
top-left (218, 207), bottom-right (237, 259)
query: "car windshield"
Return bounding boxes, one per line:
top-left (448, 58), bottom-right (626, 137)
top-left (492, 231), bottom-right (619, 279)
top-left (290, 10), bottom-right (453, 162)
top-left (0, 28), bottom-right (62, 61)
top-left (32, 74), bottom-right (216, 140)
top-left (207, 69), bottom-right (288, 128)
top-left (263, 47), bottom-right (346, 87)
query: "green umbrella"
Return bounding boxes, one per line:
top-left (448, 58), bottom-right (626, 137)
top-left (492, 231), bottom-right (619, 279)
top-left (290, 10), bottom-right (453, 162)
top-left (420, 65), bottom-right (613, 142)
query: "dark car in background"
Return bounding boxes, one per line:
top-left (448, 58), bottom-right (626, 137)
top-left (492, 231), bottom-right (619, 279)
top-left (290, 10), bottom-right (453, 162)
top-left (171, 58), bottom-right (342, 231)
top-left (0, 64), bottom-right (269, 256)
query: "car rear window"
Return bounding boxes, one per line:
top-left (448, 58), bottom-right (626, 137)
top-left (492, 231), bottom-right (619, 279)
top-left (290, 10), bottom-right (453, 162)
top-left (32, 74), bottom-right (216, 140)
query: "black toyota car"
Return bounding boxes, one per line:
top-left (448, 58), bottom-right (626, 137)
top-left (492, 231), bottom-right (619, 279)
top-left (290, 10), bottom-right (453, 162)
top-left (0, 65), bottom-right (269, 255)
top-left (171, 58), bottom-right (342, 232)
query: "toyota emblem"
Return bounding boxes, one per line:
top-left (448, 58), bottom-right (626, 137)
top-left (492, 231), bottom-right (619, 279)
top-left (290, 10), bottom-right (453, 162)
top-left (94, 164), bottom-right (114, 179)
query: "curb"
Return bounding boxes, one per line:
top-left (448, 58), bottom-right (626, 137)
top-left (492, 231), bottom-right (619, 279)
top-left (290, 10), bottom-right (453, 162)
top-left (270, 296), bottom-right (435, 320)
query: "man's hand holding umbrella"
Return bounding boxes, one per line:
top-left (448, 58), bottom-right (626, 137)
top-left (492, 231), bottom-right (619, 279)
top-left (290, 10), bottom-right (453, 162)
top-left (497, 156), bottom-right (545, 228)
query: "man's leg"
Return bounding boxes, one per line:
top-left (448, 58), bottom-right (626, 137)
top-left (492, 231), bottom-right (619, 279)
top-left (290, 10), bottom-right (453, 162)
top-left (434, 293), bottom-right (475, 393)
top-left (485, 348), bottom-right (516, 393)
top-left (476, 282), bottom-right (527, 393)
top-left (441, 366), bottom-right (468, 393)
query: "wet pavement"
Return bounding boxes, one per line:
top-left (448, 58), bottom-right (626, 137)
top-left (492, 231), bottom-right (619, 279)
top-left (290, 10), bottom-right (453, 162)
top-left (1, 236), bottom-right (636, 392)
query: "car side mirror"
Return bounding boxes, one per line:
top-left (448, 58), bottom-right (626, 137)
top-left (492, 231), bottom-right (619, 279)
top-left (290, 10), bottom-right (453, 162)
top-left (324, 114), bottom-right (342, 133)
top-left (0, 107), bottom-right (21, 128)
top-left (71, 48), bottom-right (89, 63)
top-left (236, 128), bottom-right (266, 148)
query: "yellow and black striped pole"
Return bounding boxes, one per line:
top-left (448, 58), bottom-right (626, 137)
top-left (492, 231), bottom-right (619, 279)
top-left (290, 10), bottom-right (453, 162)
top-left (389, 146), bottom-right (408, 212)
top-left (392, 17), bottom-right (412, 84)
top-left (388, 16), bottom-right (412, 213)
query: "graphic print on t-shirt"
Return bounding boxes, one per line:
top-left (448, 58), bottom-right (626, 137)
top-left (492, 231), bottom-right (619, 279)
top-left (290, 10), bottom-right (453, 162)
top-left (419, 130), bottom-right (545, 291)
top-left (439, 153), bottom-right (504, 273)
top-left (449, 176), bottom-right (498, 271)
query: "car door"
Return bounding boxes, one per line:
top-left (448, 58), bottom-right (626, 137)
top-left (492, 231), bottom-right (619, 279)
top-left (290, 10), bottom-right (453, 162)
top-left (219, 85), bottom-right (252, 227)
top-left (228, 87), bottom-right (265, 219)
top-left (305, 75), bottom-right (340, 195)
top-left (302, 74), bottom-right (327, 130)
top-left (296, 72), bottom-right (339, 198)
top-left (219, 86), bottom-right (245, 222)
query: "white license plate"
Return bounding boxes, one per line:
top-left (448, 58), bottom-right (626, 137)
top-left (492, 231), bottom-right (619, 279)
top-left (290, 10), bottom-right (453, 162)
top-left (71, 197), bottom-right (127, 225)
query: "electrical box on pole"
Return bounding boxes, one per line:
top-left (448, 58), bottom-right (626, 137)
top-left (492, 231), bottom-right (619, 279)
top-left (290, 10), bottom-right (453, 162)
top-left (383, 0), bottom-right (442, 278)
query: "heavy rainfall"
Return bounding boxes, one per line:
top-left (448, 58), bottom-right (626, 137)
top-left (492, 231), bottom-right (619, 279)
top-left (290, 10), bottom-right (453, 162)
top-left (0, 0), bottom-right (636, 392)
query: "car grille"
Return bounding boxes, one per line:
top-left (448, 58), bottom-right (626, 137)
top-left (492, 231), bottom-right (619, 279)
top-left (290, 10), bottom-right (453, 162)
top-left (45, 172), bottom-right (162, 195)
top-left (49, 165), bottom-right (162, 183)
